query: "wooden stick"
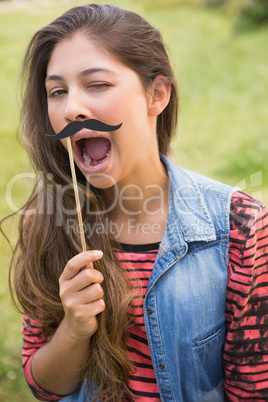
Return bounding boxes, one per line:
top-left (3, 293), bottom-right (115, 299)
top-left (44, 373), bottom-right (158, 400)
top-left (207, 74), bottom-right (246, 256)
top-left (66, 137), bottom-right (87, 252)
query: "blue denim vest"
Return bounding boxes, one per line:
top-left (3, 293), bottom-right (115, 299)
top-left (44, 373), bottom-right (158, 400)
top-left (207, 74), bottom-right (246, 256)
top-left (62, 156), bottom-right (237, 401)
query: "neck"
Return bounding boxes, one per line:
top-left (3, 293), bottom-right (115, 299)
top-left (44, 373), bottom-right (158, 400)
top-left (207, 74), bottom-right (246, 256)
top-left (103, 156), bottom-right (170, 244)
top-left (105, 156), bottom-right (169, 218)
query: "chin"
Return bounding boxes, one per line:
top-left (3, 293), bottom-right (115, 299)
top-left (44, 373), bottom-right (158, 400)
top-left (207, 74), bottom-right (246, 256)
top-left (84, 172), bottom-right (118, 191)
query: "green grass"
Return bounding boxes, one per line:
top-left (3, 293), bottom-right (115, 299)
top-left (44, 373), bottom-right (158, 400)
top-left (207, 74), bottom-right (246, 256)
top-left (1, 1), bottom-right (268, 400)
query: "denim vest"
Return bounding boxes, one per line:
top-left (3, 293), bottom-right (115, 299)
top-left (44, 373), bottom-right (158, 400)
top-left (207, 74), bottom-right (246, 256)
top-left (62, 156), bottom-right (237, 402)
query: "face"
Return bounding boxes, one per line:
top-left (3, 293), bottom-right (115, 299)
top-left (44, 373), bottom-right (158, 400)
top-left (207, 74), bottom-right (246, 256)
top-left (45, 33), bottom-right (159, 190)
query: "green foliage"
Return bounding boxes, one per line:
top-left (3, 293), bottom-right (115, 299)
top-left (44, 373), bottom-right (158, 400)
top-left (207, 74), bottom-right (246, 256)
top-left (145, 0), bottom-right (268, 31)
top-left (236, 0), bottom-right (268, 31)
top-left (204, 0), bottom-right (268, 30)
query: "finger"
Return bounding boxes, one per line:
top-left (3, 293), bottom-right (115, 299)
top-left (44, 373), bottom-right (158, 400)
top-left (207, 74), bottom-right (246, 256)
top-left (62, 268), bottom-right (104, 295)
top-left (61, 298), bottom-right (105, 339)
top-left (79, 283), bottom-right (104, 304)
top-left (61, 282), bottom-right (104, 313)
top-left (86, 298), bottom-right (106, 317)
top-left (60, 250), bottom-right (103, 281)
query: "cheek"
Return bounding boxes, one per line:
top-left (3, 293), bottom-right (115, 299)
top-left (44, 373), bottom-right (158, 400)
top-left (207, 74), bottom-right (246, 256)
top-left (47, 105), bottom-right (63, 134)
top-left (96, 97), bottom-right (124, 126)
top-left (60, 138), bottom-right (67, 150)
top-left (116, 88), bottom-right (148, 120)
top-left (96, 86), bottom-right (139, 125)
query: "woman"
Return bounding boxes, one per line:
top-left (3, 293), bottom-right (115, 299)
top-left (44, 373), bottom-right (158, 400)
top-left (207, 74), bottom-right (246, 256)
top-left (8, 3), bottom-right (268, 401)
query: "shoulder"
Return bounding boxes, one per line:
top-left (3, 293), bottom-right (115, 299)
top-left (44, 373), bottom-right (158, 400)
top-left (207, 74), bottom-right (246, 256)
top-left (163, 156), bottom-right (240, 241)
top-left (230, 190), bottom-right (268, 252)
top-left (231, 190), bottom-right (265, 218)
top-left (230, 191), bottom-right (267, 234)
top-left (163, 155), bottom-right (235, 199)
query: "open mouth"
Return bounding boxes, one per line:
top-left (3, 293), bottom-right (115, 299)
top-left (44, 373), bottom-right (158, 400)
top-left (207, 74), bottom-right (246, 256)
top-left (75, 137), bottom-right (111, 169)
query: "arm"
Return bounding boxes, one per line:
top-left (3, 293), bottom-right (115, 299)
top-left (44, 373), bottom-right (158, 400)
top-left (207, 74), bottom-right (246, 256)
top-left (29, 250), bottom-right (105, 397)
top-left (224, 192), bottom-right (268, 401)
top-left (22, 316), bottom-right (61, 401)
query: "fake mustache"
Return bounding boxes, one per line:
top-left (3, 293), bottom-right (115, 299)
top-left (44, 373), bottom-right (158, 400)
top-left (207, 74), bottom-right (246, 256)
top-left (46, 119), bottom-right (122, 140)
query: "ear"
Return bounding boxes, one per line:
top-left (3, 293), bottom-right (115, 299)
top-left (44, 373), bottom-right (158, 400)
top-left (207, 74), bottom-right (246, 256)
top-left (147, 75), bottom-right (171, 117)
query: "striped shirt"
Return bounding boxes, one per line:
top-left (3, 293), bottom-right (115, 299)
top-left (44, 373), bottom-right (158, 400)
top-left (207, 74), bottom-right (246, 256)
top-left (21, 191), bottom-right (268, 401)
top-left (224, 191), bottom-right (268, 400)
top-left (116, 243), bottom-right (160, 400)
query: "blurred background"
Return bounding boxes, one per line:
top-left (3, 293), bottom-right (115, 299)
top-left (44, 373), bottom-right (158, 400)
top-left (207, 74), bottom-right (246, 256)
top-left (0, 0), bottom-right (267, 400)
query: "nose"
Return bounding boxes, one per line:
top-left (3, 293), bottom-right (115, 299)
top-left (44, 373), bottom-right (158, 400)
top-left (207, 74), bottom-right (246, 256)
top-left (64, 89), bottom-right (91, 123)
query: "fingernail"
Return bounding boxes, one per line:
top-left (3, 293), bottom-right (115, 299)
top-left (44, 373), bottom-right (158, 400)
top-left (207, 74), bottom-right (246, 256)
top-left (93, 250), bottom-right (103, 258)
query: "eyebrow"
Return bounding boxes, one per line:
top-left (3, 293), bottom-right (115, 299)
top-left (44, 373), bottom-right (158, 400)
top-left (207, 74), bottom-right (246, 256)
top-left (45, 67), bottom-right (116, 83)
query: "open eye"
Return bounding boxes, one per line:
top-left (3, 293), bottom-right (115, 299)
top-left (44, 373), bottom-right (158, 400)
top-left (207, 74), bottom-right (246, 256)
top-left (48, 89), bottom-right (67, 98)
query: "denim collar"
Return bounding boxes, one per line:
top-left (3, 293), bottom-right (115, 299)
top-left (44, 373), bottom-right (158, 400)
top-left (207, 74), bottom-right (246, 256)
top-left (160, 155), bottom-right (216, 257)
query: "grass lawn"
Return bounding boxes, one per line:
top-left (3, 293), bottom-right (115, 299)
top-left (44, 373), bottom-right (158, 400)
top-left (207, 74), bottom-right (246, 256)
top-left (0, 0), bottom-right (267, 400)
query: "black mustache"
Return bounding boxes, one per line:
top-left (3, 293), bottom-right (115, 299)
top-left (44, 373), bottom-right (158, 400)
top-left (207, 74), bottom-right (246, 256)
top-left (46, 119), bottom-right (122, 140)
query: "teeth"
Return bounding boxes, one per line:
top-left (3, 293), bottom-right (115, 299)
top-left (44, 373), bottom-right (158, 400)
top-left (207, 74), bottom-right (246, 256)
top-left (83, 150), bottom-right (92, 167)
top-left (82, 149), bottom-right (111, 168)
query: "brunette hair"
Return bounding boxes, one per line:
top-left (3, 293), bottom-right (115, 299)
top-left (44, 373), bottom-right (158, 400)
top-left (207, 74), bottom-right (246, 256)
top-left (9, 4), bottom-right (179, 401)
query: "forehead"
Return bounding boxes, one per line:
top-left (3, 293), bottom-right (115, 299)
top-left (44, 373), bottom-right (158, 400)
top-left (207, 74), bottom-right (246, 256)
top-left (47, 34), bottom-right (119, 75)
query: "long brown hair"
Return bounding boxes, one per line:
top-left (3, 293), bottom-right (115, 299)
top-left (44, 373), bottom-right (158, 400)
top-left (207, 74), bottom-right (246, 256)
top-left (9, 4), bottom-right (179, 401)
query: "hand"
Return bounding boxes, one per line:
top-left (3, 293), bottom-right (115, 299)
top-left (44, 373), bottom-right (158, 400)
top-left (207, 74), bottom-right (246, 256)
top-left (59, 250), bottom-right (105, 341)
